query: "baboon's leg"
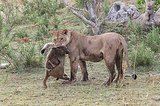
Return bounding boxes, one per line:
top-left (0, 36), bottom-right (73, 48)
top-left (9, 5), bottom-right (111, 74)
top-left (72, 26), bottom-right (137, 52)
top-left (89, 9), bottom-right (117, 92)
top-left (114, 50), bottom-right (123, 83)
top-left (43, 70), bottom-right (49, 89)
top-left (79, 60), bottom-right (89, 81)
top-left (103, 58), bottom-right (116, 86)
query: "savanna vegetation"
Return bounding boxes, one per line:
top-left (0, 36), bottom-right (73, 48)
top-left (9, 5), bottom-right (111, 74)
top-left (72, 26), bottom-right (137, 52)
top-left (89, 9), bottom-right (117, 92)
top-left (0, 0), bottom-right (160, 105)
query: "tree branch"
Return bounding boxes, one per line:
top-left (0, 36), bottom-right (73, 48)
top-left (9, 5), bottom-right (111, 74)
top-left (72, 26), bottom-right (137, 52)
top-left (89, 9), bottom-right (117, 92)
top-left (63, 0), bottom-right (95, 27)
top-left (70, 6), bottom-right (88, 14)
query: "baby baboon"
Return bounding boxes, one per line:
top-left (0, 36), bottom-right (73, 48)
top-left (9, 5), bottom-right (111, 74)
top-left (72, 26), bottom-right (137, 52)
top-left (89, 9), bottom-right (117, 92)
top-left (41, 43), bottom-right (69, 88)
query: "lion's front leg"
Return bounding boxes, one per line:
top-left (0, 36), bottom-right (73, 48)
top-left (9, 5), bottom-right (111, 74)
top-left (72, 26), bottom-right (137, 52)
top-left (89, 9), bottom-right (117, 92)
top-left (79, 60), bottom-right (89, 81)
top-left (70, 59), bottom-right (78, 82)
top-left (62, 57), bottom-right (78, 84)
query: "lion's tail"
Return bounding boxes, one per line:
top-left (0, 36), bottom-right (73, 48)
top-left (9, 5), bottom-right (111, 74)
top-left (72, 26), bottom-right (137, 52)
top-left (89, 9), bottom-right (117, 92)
top-left (121, 37), bottom-right (137, 80)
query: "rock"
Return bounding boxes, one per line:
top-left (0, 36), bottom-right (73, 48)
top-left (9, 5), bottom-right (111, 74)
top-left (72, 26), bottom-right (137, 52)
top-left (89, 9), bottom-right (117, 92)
top-left (154, 8), bottom-right (160, 26)
top-left (107, 1), bottom-right (129, 23)
top-left (107, 2), bottom-right (142, 24)
top-left (152, 96), bottom-right (160, 101)
top-left (106, 1), bottom-right (160, 28)
top-left (126, 5), bottom-right (141, 19)
top-left (0, 63), bottom-right (10, 69)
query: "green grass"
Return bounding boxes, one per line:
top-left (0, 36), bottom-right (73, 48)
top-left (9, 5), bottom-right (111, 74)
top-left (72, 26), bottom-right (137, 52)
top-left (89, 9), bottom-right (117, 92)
top-left (0, 60), bottom-right (160, 106)
top-left (0, 1), bottom-right (160, 105)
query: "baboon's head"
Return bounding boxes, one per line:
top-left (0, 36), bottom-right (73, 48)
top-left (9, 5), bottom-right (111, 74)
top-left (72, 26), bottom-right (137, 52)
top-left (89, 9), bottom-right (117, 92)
top-left (41, 42), bottom-right (54, 55)
top-left (53, 46), bottom-right (70, 56)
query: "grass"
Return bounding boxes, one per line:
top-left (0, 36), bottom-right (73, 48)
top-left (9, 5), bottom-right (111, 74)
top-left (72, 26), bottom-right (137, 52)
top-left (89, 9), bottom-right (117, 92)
top-left (0, 60), bottom-right (160, 106)
top-left (0, 1), bottom-right (160, 105)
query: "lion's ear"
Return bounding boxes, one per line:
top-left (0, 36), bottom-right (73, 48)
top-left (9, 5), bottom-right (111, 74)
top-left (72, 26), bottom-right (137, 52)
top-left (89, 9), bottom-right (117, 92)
top-left (62, 29), bottom-right (68, 35)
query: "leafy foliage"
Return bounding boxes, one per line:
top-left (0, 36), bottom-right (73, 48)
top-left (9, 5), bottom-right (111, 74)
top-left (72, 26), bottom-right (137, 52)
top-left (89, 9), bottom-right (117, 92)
top-left (103, 0), bottom-right (110, 15)
top-left (136, 0), bottom-right (160, 11)
top-left (6, 42), bottom-right (43, 72)
top-left (75, 0), bottom-right (85, 7)
top-left (14, 28), bottom-right (28, 38)
top-left (130, 43), bottom-right (154, 67)
top-left (127, 23), bottom-right (158, 67)
top-left (147, 27), bottom-right (160, 52)
top-left (23, 0), bottom-right (62, 39)
top-left (0, 2), bottom-right (24, 62)
top-left (127, 20), bottom-right (145, 36)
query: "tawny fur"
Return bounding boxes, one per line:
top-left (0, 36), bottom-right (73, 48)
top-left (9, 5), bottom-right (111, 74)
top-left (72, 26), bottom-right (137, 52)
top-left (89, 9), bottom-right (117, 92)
top-left (52, 29), bottom-right (137, 86)
top-left (41, 43), bottom-right (69, 88)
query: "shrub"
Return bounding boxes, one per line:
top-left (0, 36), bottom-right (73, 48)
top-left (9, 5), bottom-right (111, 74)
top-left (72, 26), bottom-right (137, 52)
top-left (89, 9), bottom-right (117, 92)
top-left (130, 43), bottom-right (154, 67)
top-left (75, 0), bottom-right (85, 7)
top-left (155, 0), bottom-right (160, 10)
top-left (136, 0), bottom-right (160, 11)
top-left (147, 27), bottom-right (160, 52)
top-left (127, 20), bottom-right (145, 36)
top-left (136, 0), bottom-right (145, 11)
top-left (0, 15), bottom-right (2, 34)
top-left (14, 28), bottom-right (28, 38)
top-left (0, 2), bottom-right (24, 70)
top-left (103, 0), bottom-right (110, 15)
top-left (6, 42), bottom-right (43, 72)
top-left (24, 0), bottom-right (62, 39)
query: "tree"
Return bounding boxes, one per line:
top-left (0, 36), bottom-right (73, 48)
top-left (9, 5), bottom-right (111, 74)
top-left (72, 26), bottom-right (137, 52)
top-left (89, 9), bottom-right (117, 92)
top-left (24, 0), bottom-right (61, 38)
top-left (63, 0), bottom-right (105, 35)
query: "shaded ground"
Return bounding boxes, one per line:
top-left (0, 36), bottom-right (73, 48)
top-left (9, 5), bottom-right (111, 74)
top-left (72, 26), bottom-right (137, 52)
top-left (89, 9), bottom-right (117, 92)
top-left (0, 61), bottom-right (160, 106)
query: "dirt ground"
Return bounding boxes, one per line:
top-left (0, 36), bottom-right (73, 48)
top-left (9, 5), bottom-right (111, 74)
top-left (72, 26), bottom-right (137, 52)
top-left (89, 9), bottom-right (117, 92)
top-left (0, 61), bottom-right (160, 106)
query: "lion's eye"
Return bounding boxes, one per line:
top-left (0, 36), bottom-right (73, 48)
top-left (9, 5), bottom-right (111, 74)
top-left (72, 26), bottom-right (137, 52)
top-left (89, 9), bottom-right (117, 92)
top-left (54, 39), bottom-right (56, 42)
top-left (60, 38), bottom-right (63, 40)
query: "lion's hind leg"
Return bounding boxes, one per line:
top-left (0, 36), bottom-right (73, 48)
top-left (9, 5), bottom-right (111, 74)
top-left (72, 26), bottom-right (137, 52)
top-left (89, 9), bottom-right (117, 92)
top-left (114, 49), bottom-right (123, 83)
top-left (103, 58), bottom-right (116, 86)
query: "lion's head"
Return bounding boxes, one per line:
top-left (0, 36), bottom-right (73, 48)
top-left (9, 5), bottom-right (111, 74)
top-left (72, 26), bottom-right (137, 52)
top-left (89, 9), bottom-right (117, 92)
top-left (51, 29), bottom-right (71, 47)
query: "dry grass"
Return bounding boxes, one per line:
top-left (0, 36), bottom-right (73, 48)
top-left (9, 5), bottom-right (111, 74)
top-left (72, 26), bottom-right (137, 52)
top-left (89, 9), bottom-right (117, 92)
top-left (0, 0), bottom-right (159, 105)
top-left (0, 61), bottom-right (160, 106)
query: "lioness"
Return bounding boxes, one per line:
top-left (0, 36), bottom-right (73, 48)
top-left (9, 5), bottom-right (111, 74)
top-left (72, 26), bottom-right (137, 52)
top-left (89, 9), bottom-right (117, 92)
top-left (41, 43), bottom-right (69, 88)
top-left (51, 29), bottom-right (137, 86)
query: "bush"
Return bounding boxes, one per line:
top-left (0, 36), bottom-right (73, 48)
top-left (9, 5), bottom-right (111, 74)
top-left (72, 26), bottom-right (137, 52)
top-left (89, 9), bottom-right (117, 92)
top-left (75, 0), bottom-right (85, 7)
top-left (0, 15), bottom-right (2, 34)
top-left (136, 0), bottom-right (160, 11)
top-left (103, 0), bottom-right (110, 15)
top-left (127, 20), bottom-right (145, 36)
top-left (24, 0), bottom-right (62, 39)
top-left (6, 42), bottom-right (43, 72)
top-left (147, 27), bottom-right (160, 52)
top-left (14, 28), bottom-right (28, 38)
top-left (130, 43), bottom-right (154, 67)
top-left (136, 0), bottom-right (145, 11)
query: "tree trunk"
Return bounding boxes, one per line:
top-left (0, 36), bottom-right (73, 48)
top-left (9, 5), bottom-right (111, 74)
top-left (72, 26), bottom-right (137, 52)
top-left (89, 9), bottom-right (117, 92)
top-left (63, 0), bottom-right (103, 35)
